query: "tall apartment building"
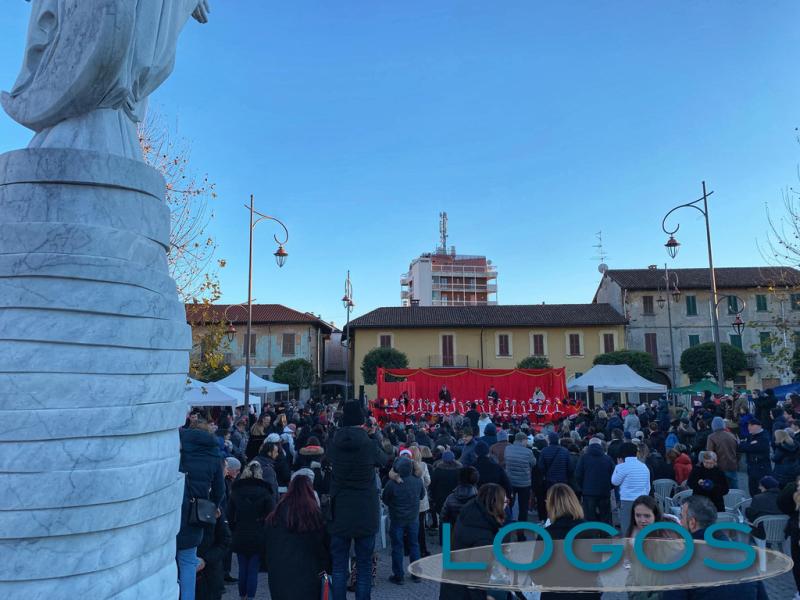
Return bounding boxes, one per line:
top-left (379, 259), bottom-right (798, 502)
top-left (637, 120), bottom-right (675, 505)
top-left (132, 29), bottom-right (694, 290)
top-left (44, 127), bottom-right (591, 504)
top-left (400, 213), bottom-right (498, 306)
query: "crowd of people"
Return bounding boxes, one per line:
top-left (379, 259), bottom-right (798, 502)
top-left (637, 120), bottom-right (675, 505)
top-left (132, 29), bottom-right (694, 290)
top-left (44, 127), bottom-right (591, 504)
top-left (175, 387), bottom-right (800, 600)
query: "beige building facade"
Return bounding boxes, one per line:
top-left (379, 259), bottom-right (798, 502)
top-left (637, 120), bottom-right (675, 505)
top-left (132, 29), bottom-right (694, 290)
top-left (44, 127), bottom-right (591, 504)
top-left (348, 305), bottom-right (626, 397)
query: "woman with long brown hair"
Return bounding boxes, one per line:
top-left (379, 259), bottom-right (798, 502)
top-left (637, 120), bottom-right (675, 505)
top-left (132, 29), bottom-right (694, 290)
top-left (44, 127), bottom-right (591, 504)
top-left (264, 474), bottom-right (331, 600)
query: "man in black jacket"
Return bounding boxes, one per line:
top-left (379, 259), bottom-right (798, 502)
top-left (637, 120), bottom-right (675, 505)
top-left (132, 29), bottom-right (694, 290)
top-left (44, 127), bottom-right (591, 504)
top-left (575, 438), bottom-right (615, 524)
top-left (328, 402), bottom-right (388, 600)
top-left (738, 419), bottom-right (773, 497)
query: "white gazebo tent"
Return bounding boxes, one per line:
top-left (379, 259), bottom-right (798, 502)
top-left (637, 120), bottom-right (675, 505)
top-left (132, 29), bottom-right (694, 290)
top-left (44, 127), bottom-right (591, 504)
top-left (184, 382), bottom-right (260, 408)
top-left (567, 364), bottom-right (666, 405)
top-left (215, 366), bottom-right (290, 395)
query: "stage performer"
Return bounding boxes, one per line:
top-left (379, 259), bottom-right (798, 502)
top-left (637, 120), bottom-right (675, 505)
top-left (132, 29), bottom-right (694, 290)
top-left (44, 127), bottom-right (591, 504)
top-left (532, 387), bottom-right (546, 403)
top-left (457, 400), bottom-right (466, 415)
top-left (439, 385), bottom-right (452, 403)
top-left (487, 385), bottom-right (500, 403)
top-left (445, 400), bottom-right (456, 416)
top-left (486, 398), bottom-right (495, 416)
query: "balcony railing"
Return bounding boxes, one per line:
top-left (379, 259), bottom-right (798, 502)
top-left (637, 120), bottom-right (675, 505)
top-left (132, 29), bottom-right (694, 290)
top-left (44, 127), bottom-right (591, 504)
top-left (428, 354), bottom-right (470, 368)
top-left (433, 299), bottom-right (497, 306)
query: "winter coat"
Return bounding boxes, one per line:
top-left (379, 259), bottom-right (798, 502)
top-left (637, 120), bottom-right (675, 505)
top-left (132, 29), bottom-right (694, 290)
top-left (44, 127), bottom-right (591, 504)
top-left (228, 477), bottom-right (275, 555)
top-left (772, 439), bottom-right (800, 486)
top-left (687, 465), bottom-right (729, 512)
top-left (177, 428), bottom-right (226, 551)
top-left (438, 498), bottom-right (502, 600)
top-left (489, 440), bottom-right (510, 467)
top-left (778, 481), bottom-right (800, 540)
top-left (738, 429), bottom-right (773, 479)
top-left (252, 454), bottom-right (279, 498)
top-left (293, 445), bottom-right (331, 495)
top-left (541, 517), bottom-right (602, 600)
top-left (416, 460), bottom-right (432, 512)
top-left (646, 452), bottom-right (675, 483)
top-left (474, 455), bottom-right (512, 495)
top-left (624, 414), bottom-right (641, 435)
top-left (745, 489), bottom-right (782, 538)
top-left (245, 433), bottom-right (265, 462)
top-left (264, 520), bottom-right (331, 600)
top-left (457, 438), bottom-right (478, 466)
top-left (328, 426), bottom-right (388, 538)
top-left (196, 516), bottom-right (232, 600)
top-left (574, 444), bottom-right (615, 497)
top-left (430, 461), bottom-right (462, 513)
top-left (383, 458), bottom-right (425, 525)
top-left (505, 442), bottom-right (535, 488)
top-left (538, 444), bottom-right (571, 485)
top-left (440, 485), bottom-right (478, 527)
top-left (672, 453), bottom-right (693, 485)
top-left (646, 431), bottom-right (666, 458)
top-left (706, 430), bottom-right (739, 473)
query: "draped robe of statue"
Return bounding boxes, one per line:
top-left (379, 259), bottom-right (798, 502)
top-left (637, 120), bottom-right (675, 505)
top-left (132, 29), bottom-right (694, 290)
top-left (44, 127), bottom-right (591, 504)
top-left (0, 1), bottom-right (207, 598)
top-left (3, 0), bottom-right (205, 159)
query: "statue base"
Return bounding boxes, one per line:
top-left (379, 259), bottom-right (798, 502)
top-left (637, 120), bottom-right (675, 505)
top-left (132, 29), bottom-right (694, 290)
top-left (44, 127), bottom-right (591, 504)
top-left (0, 148), bottom-right (190, 598)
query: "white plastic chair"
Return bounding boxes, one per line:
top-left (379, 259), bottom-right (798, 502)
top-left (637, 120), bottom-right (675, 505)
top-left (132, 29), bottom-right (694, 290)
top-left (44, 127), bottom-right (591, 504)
top-left (653, 479), bottom-right (678, 500)
top-left (672, 489), bottom-right (693, 506)
top-left (753, 515), bottom-right (790, 553)
top-left (730, 498), bottom-right (752, 520)
top-left (723, 489), bottom-right (749, 510)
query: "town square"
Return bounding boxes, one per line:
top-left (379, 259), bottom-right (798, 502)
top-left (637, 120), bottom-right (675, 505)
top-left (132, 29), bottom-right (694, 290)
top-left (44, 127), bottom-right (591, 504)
top-left (3, 2), bottom-right (800, 600)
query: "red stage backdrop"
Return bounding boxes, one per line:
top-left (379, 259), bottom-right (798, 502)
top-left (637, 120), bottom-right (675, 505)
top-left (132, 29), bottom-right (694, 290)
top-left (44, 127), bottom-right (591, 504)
top-left (376, 368), bottom-right (567, 402)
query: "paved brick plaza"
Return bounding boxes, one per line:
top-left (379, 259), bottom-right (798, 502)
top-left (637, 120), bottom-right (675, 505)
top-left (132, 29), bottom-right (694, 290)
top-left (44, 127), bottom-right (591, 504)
top-left (222, 530), bottom-right (796, 600)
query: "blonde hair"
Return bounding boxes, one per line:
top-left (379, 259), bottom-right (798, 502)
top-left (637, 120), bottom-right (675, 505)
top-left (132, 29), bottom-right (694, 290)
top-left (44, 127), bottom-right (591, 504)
top-left (419, 446), bottom-right (433, 459)
top-left (546, 483), bottom-right (584, 522)
top-left (250, 423), bottom-right (265, 436)
top-left (775, 429), bottom-right (792, 445)
top-left (241, 460), bottom-right (263, 480)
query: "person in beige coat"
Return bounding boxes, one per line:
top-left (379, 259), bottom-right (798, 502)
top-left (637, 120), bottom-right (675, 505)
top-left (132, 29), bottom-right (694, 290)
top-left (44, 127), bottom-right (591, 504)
top-left (707, 416), bottom-right (739, 491)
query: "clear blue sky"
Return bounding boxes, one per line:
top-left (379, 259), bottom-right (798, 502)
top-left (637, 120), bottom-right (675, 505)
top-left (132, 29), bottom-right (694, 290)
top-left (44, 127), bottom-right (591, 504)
top-left (2, 2), bottom-right (800, 329)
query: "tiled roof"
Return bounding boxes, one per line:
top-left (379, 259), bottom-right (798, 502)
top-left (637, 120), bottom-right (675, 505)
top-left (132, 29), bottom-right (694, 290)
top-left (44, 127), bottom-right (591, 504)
top-left (348, 304), bottom-right (626, 329)
top-left (185, 303), bottom-right (334, 333)
top-left (603, 267), bottom-right (800, 291)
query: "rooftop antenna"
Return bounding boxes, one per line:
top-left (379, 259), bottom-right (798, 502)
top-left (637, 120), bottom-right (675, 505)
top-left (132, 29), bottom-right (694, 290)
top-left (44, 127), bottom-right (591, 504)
top-left (438, 211), bottom-right (448, 254)
top-left (593, 230), bottom-right (609, 273)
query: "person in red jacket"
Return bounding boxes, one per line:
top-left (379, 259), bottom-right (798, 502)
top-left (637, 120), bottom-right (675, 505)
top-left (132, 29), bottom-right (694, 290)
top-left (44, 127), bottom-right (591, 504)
top-left (668, 447), bottom-right (693, 485)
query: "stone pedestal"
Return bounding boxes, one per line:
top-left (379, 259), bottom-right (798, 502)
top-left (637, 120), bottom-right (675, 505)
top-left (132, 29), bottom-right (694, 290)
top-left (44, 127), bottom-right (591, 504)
top-left (0, 148), bottom-right (190, 598)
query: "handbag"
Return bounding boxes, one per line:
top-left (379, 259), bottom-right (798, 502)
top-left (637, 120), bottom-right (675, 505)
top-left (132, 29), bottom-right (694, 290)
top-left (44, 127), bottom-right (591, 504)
top-left (188, 496), bottom-right (217, 526)
top-left (320, 571), bottom-right (332, 600)
top-left (184, 472), bottom-right (217, 526)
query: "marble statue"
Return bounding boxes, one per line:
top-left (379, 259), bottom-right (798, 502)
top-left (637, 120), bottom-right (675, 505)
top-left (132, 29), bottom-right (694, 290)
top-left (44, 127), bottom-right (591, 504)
top-left (0, 1), bottom-right (208, 598)
top-left (2, 0), bottom-right (211, 160)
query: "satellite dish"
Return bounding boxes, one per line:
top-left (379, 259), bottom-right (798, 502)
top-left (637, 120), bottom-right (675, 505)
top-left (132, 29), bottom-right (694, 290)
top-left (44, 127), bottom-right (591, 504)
top-left (598, 263), bottom-right (608, 273)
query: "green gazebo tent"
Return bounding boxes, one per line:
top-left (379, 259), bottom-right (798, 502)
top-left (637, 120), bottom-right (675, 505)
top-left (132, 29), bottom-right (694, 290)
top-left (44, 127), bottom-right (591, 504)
top-left (670, 379), bottom-right (733, 395)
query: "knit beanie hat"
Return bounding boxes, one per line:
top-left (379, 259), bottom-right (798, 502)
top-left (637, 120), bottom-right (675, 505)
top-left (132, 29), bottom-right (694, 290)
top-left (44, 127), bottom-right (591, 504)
top-left (711, 416), bottom-right (725, 432)
top-left (484, 423), bottom-right (497, 436)
top-left (442, 450), bottom-right (455, 463)
top-left (547, 432), bottom-right (560, 446)
top-left (497, 429), bottom-right (509, 442)
top-left (342, 401), bottom-right (365, 427)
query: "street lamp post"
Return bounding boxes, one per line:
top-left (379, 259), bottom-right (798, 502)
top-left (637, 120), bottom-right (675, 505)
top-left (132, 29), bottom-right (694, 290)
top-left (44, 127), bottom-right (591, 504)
top-left (242, 194), bottom-right (289, 415)
top-left (657, 265), bottom-right (681, 403)
top-left (341, 271), bottom-right (354, 404)
top-left (661, 181), bottom-right (729, 395)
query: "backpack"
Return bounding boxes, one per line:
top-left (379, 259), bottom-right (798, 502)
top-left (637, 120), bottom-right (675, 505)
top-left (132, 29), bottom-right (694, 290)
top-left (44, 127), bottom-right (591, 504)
top-left (665, 432), bottom-right (679, 451)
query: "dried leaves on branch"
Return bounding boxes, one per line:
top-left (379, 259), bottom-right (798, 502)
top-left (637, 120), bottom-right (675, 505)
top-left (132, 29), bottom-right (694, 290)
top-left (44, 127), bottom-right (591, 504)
top-left (138, 114), bottom-right (225, 303)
